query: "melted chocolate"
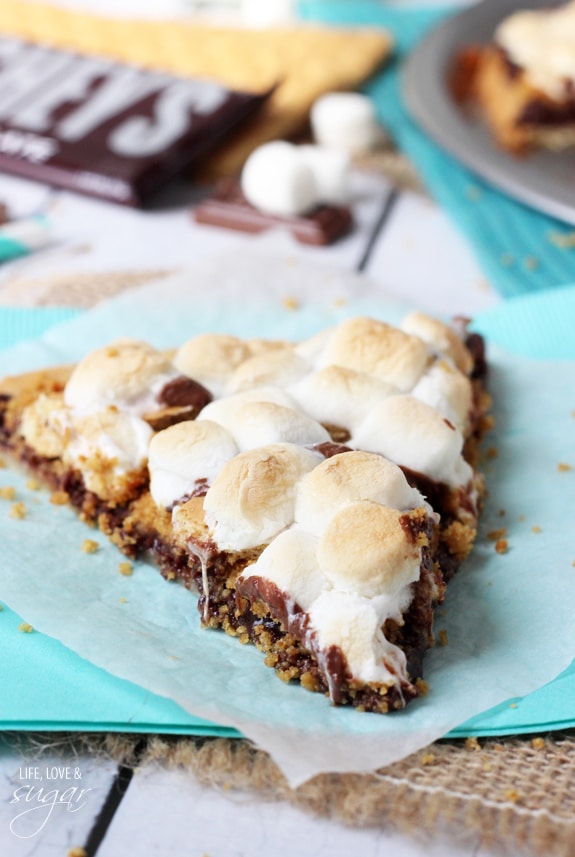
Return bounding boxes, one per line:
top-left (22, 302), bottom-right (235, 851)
top-left (157, 375), bottom-right (212, 411)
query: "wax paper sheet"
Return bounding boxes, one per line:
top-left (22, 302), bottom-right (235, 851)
top-left (1, 253), bottom-right (574, 787)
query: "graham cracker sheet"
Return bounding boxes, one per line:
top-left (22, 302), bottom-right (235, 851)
top-left (0, 0), bottom-right (393, 177)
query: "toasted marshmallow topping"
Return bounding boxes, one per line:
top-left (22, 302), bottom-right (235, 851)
top-left (149, 420), bottom-right (239, 509)
top-left (203, 443), bottom-right (322, 550)
top-left (411, 360), bottom-right (472, 431)
top-left (288, 365), bottom-right (398, 433)
top-left (197, 386), bottom-right (297, 433)
top-left (353, 395), bottom-right (472, 487)
top-left (318, 316), bottom-right (430, 391)
top-left (309, 590), bottom-right (406, 685)
top-left (64, 338), bottom-right (175, 417)
top-left (226, 401), bottom-right (330, 452)
top-left (401, 311), bottom-right (473, 375)
top-left (495, 2), bottom-right (575, 100)
top-left (227, 348), bottom-right (309, 395)
top-left (241, 528), bottom-right (324, 612)
top-left (295, 451), bottom-right (426, 536)
top-left (174, 333), bottom-right (253, 397)
top-left (317, 501), bottom-right (422, 598)
top-left (294, 327), bottom-right (334, 364)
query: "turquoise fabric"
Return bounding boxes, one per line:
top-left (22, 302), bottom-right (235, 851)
top-left (299, 1), bottom-right (575, 299)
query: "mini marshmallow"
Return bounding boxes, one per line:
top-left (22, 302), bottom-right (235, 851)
top-left (227, 401), bottom-right (330, 452)
top-left (64, 338), bottom-right (175, 417)
top-left (294, 450), bottom-right (426, 537)
top-left (174, 333), bottom-right (253, 397)
top-left (288, 364), bottom-right (398, 433)
top-left (293, 326), bottom-right (335, 365)
top-left (299, 145), bottom-right (352, 205)
top-left (198, 386), bottom-right (297, 432)
top-left (227, 347), bottom-right (310, 395)
top-left (400, 311), bottom-right (473, 375)
top-left (411, 360), bottom-right (472, 431)
top-left (203, 442), bottom-right (322, 550)
top-left (20, 394), bottom-right (69, 459)
top-left (353, 394), bottom-right (473, 487)
top-left (317, 501), bottom-right (422, 598)
top-left (240, 528), bottom-right (324, 613)
top-left (241, 141), bottom-right (318, 217)
top-left (309, 590), bottom-right (406, 686)
top-left (318, 316), bottom-right (430, 391)
top-left (310, 92), bottom-right (381, 154)
top-left (148, 420), bottom-right (239, 509)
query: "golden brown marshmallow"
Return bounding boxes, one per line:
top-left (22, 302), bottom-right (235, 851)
top-left (400, 312), bottom-right (473, 375)
top-left (174, 333), bottom-right (253, 396)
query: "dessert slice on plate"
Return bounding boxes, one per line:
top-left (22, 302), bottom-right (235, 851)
top-left (0, 313), bottom-right (490, 713)
top-left (452, 1), bottom-right (575, 154)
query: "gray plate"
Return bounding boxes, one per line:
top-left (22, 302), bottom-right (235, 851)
top-left (403, 0), bottom-right (575, 225)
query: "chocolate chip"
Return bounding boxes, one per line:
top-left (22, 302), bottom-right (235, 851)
top-left (157, 376), bottom-right (212, 411)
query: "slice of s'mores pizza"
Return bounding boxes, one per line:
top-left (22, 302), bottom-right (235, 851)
top-left (0, 313), bottom-right (490, 713)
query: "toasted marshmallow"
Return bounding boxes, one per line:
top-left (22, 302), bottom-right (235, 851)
top-left (148, 420), bottom-right (239, 509)
top-left (294, 327), bottom-right (334, 365)
top-left (318, 317), bottom-right (430, 391)
top-left (20, 394), bottom-right (69, 459)
top-left (411, 360), bottom-right (472, 431)
top-left (294, 451), bottom-right (426, 536)
top-left (353, 394), bottom-right (472, 487)
top-left (240, 528), bottom-right (324, 612)
top-left (203, 443), bottom-right (322, 550)
top-left (317, 501), bottom-right (422, 598)
top-left (174, 334), bottom-right (253, 397)
top-left (64, 407), bottom-right (152, 499)
top-left (227, 401), bottom-right (330, 452)
top-left (64, 338), bottom-right (175, 417)
top-left (227, 348), bottom-right (309, 394)
top-left (298, 145), bottom-right (351, 205)
top-left (198, 386), bottom-right (297, 433)
top-left (288, 365), bottom-right (398, 432)
top-left (241, 141), bottom-right (318, 217)
top-left (400, 312), bottom-right (473, 375)
top-left (309, 590), bottom-right (406, 685)
top-left (310, 92), bottom-right (381, 154)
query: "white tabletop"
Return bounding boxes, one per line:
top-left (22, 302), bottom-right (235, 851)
top-left (0, 153), bottom-right (508, 857)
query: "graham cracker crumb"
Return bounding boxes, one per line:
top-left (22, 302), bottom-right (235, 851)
top-left (67, 848), bottom-right (88, 857)
top-left (523, 256), bottom-right (539, 271)
top-left (415, 678), bottom-right (429, 696)
top-left (504, 788), bottom-right (520, 803)
top-left (82, 539), bottom-right (99, 554)
top-left (531, 525), bottom-right (542, 534)
top-left (118, 597), bottom-right (127, 603)
top-left (438, 629), bottom-right (448, 647)
top-left (10, 501), bottom-right (27, 519)
top-left (487, 527), bottom-right (507, 541)
top-left (465, 737), bottom-right (480, 752)
top-left (485, 446), bottom-right (498, 459)
top-left (333, 297), bottom-right (347, 307)
top-left (50, 490), bottom-right (69, 505)
top-left (420, 752), bottom-right (436, 766)
top-left (519, 514), bottom-right (526, 521)
top-left (509, 702), bottom-right (518, 709)
top-left (282, 296), bottom-right (300, 311)
top-left (548, 229), bottom-right (575, 248)
top-left (25, 478), bottom-right (40, 491)
top-left (0, 456), bottom-right (6, 468)
top-left (558, 462), bottom-right (573, 472)
top-left (0, 485), bottom-right (16, 500)
top-left (531, 737), bottom-right (546, 750)
top-left (18, 622), bottom-right (34, 633)
top-left (119, 561), bottom-right (133, 576)
top-left (495, 538), bottom-right (508, 554)
top-left (498, 508), bottom-right (506, 517)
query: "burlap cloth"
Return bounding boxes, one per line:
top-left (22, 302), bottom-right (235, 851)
top-left (1, 6), bottom-right (573, 852)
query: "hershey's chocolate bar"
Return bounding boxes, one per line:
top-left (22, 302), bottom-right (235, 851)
top-left (0, 38), bottom-right (268, 206)
top-left (194, 177), bottom-right (353, 246)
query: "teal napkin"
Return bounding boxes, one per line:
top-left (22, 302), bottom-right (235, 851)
top-left (299, 1), bottom-right (575, 299)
